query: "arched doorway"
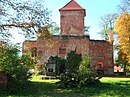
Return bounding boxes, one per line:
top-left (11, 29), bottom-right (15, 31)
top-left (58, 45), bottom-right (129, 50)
top-left (97, 62), bottom-right (103, 68)
top-left (97, 61), bottom-right (104, 77)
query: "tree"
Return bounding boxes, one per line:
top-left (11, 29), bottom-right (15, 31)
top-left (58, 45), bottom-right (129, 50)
top-left (118, 50), bottom-right (128, 73)
top-left (0, 0), bottom-right (54, 41)
top-left (78, 54), bottom-right (99, 87)
top-left (58, 50), bottom-right (82, 88)
top-left (0, 43), bottom-right (33, 91)
top-left (66, 50), bottom-right (82, 73)
top-left (118, 0), bottom-right (130, 13)
top-left (53, 56), bottom-right (66, 75)
top-left (57, 51), bottom-right (99, 88)
top-left (114, 13), bottom-right (130, 72)
top-left (99, 13), bottom-right (118, 40)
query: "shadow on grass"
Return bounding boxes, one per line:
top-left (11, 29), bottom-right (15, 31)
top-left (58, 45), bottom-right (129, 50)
top-left (0, 80), bottom-right (130, 97)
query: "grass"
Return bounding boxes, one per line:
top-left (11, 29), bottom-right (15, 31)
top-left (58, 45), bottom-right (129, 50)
top-left (0, 76), bottom-right (130, 97)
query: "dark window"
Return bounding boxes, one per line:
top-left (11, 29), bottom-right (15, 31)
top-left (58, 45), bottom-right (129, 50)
top-left (59, 48), bottom-right (66, 54)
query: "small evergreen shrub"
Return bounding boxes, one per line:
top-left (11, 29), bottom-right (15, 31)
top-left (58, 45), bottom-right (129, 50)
top-left (53, 56), bottom-right (66, 75)
top-left (57, 51), bottom-right (100, 88)
top-left (78, 54), bottom-right (99, 87)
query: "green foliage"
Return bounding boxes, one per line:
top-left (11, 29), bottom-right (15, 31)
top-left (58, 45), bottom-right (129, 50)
top-left (58, 50), bottom-right (82, 88)
top-left (78, 54), bottom-right (92, 80)
top-left (0, 45), bottom-right (19, 72)
top-left (58, 51), bottom-right (99, 88)
top-left (53, 56), bottom-right (66, 75)
top-left (66, 50), bottom-right (82, 73)
top-left (78, 54), bottom-right (99, 87)
top-left (20, 54), bottom-right (34, 69)
top-left (58, 72), bottom-right (79, 88)
top-left (79, 54), bottom-right (90, 71)
top-left (0, 44), bottom-right (33, 92)
top-left (1, 77), bottom-right (130, 97)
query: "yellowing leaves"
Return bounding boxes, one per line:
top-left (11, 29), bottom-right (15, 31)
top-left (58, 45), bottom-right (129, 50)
top-left (114, 13), bottom-right (130, 34)
top-left (114, 12), bottom-right (130, 62)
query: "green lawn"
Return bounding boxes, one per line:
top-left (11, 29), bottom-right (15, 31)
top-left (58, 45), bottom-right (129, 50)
top-left (1, 76), bottom-right (130, 97)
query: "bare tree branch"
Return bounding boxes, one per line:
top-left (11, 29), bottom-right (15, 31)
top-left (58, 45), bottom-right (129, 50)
top-left (0, 0), bottom-right (54, 41)
top-left (99, 13), bottom-right (118, 40)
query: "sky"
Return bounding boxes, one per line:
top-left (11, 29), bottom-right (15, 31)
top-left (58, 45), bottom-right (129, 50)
top-left (44, 0), bottom-right (121, 40)
top-left (11, 0), bottom-right (121, 44)
top-left (10, 0), bottom-right (121, 57)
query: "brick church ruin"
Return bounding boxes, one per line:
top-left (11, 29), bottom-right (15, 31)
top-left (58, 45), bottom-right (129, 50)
top-left (22, 0), bottom-right (114, 75)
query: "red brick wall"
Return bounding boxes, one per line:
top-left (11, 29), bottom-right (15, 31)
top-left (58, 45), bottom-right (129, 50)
top-left (29, 36), bottom-right (90, 64)
top-left (60, 10), bottom-right (84, 36)
top-left (22, 36), bottom-right (114, 74)
top-left (22, 36), bottom-right (114, 67)
top-left (89, 40), bottom-right (114, 74)
top-left (64, 36), bottom-right (89, 56)
top-left (22, 41), bottom-right (37, 53)
top-left (36, 36), bottom-right (60, 64)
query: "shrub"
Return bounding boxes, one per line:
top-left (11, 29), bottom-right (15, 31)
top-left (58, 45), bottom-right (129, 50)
top-left (66, 50), bottom-right (82, 73)
top-left (58, 72), bottom-right (79, 88)
top-left (78, 54), bottom-right (99, 87)
top-left (57, 52), bottom-right (100, 88)
top-left (57, 50), bottom-right (82, 88)
top-left (0, 44), bottom-right (33, 92)
top-left (53, 56), bottom-right (66, 75)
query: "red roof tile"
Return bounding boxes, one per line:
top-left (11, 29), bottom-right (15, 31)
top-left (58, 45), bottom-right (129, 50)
top-left (59, 0), bottom-right (85, 11)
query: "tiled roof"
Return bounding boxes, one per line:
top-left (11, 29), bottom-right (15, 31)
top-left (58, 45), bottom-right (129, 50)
top-left (59, 0), bottom-right (85, 11)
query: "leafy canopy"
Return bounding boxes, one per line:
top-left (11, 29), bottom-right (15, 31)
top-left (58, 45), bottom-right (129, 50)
top-left (0, 0), bottom-right (58, 41)
top-left (114, 13), bottom-right (130, 63)
top-left (0, 43), bottom-right (33, 91)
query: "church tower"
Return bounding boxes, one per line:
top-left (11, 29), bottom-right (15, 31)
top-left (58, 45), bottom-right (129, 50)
top-left (59, 0), bottom-right (86, 36)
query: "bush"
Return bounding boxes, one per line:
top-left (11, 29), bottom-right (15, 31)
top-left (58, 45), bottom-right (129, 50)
top-left (66, 50), bottom-right (82, 73)
top-left (58, 72), bottom-right (79, 88)
top-left (53, 56), bottom-right (66, 75)
top-left (78, 68), bottom-right (99, 87)
top-left (78, 54), bottom-right (99, 87)
top-left (57, 53), bottom-right (100, 88)
top-left (57, 50), bottom-right (82, 88)
top-left (0, 44), bottom-right (33, 92)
